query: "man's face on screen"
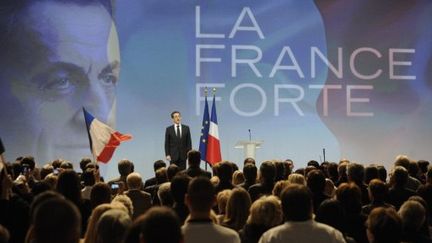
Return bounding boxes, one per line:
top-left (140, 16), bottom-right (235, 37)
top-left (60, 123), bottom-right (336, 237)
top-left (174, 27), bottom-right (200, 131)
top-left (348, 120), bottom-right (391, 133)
top-left (0, 2), bottom-right (120, 164)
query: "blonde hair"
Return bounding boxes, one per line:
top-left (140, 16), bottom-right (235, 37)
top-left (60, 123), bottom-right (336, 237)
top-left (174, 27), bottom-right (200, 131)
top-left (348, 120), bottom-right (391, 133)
top-left (216, 189), bottom-right (232, 215)
top-left (223, 188), bottom-right (251, 231)
top-left (247, 195), bottom-right (282, 227)
top-left (232, 170), bottom-right (245, 185)
top-left (112, 194), bottom-right (134, 218)
top-left (272, 180), bottom-right (290, 198)
top-left (287, 173), bottom-right (306, 186)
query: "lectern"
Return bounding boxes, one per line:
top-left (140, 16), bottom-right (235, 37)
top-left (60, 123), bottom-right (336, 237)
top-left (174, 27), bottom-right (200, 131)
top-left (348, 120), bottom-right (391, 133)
top-left (234, 140), bottom-right (263, 159)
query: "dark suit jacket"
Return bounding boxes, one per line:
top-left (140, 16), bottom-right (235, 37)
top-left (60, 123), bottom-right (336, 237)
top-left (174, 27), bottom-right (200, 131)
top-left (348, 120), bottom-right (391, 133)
top-left (181, 166), bottom-right (211, 179)
top-left (165, 124), bottom-right (192, 165)
top-left (125, 189), bottom-right (152, 219)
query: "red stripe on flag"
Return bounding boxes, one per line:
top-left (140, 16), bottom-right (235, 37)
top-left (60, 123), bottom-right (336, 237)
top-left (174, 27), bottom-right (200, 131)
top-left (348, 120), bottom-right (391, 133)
top-left (97, 132), bottom-right (132, 163)
top-left (206, 135), bottom-right (221, 165)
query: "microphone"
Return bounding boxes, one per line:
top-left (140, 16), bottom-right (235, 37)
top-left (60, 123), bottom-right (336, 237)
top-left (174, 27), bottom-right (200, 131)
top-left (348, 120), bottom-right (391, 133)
top-left (323, 148), bottom-right (326, 162)
top-left (248, 129), bottom-right (251, 141)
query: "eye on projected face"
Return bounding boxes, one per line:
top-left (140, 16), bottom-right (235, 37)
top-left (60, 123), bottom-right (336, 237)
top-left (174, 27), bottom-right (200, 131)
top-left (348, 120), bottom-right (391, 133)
top-left (0, 1), bottom-right (120, 165)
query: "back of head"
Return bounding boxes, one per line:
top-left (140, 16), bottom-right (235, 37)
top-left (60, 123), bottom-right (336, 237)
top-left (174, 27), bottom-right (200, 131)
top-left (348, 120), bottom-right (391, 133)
top-left (155, 167), bottom-right (168, 184)
top-left (336, 183), bottom-right (362, 214)
top-left (112, 195), bottom-right (134, 218)
top-left (57, 170), bottom-right (81, 205)
top-left (187, 150), bottom-right (201, 167)
top-left (118, 159), bottom-right (134, 177)
top-left (417, 160), bottom-right (430, 174)
top-left (394, 155), bottom-right (410, 170)
top-left (81, 168), bottom-right (96, 187)
top-left (187, 177), bottom-right (215, 212)
top-left (364, 165), bottom-right (379, 184)
top-left (306, 170), bottom-right (326, 193)
top-left (32, 198), bottom-right (81, 243)
top-left (307, 160), bottom-right (319, 169)
top-left (21, 156), bottom-right (36, 170)
top-left (367, 207), bottom-right (402, 243)
top-left (158, 182), bottom-right (173, 206)
top-left (218, 161), bottom-right (234, 182)
top-left (171, 174), bottom-right (191, 204)
top-left (153, 160), bottom-right (166, 172)
top-left (224, 187), bottom-right (251, 230)
top-left (260, 161), bottom-right (276, 183)
top-left (287, 173), bottom-right (306, 186)
top-left (244, 157), bottom-right (256, 165)
top-left (368, 179), bottom-right (388, 202)
top-left (126, 172), bottom-right (142, 190)
top-left (398, 200), bottom-right (426, 233)
top-left (377, 165), bottom-right (387, 182)
top-left (315, 199), bottom-right (345, 232)
top-left (79, 158), bottom-right (92, 172)
top-left (280, 184), bottom-right (312, 222)
top-left (90, 182), bottom-right (111, 208)
top-left (96, 209), bottom-right (132, 243)
top-left (247, 195), bottom-right (282, 228)
top-left (243, 163), bottom-right (257, 182)
top-left (347, 163), bottom-right (365, 184)
top-left (167, 164), bottom-right (180, 181)
top-left (391, 166), bottom-right (409, 187)
top-left (133, 207), bottom-right (182, 243)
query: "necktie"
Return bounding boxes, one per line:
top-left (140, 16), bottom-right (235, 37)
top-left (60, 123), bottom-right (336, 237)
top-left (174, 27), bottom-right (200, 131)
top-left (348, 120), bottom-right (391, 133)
top-left (176, 125), bottom-right (180, 138)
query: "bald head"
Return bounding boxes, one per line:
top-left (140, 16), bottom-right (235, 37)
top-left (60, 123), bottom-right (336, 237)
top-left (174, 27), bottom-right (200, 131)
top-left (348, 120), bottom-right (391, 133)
top-left (127, 172), bottom-right (142, 190)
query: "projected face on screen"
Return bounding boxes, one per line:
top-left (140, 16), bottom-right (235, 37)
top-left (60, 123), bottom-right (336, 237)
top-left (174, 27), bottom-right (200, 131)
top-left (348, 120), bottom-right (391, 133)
top-left (0, 1), bottom-right (120, 164)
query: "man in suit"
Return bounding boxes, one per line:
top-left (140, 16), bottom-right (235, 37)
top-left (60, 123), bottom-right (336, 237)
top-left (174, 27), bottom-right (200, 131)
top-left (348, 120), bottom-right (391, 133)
top-left (181, 150), bottom-right (211, 179)
top-left (165, 111), bottom-right (192, 170)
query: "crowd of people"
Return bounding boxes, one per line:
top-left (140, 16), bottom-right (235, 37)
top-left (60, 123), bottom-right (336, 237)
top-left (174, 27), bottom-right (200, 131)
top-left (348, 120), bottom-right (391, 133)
top-left (1, 149), bottom-right (432, 243)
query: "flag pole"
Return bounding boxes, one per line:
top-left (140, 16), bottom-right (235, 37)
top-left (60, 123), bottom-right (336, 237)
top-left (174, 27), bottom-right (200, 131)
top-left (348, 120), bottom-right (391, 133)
top-left (204, 87), bottom-right (208, 171)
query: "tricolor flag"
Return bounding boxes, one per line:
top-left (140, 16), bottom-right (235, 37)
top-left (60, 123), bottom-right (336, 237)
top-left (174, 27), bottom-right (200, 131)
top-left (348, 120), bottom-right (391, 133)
top-left (198, 94), bottom-right (210, 164)
top-left (83, 108), bottom-right (132, 163)
top-left (206, 95), bottom-right (222, 165)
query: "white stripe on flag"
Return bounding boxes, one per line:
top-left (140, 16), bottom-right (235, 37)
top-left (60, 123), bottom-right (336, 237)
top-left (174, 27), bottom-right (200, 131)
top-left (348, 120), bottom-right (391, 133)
top-left (208, 121), bottom-right (219, 139)
top-left (89, 119), bottom-right (114, 156)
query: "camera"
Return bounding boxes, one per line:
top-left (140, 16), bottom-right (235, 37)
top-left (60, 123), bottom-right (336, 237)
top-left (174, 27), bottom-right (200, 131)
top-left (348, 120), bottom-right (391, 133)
top-left (111, 183), bottom-right (119, 189)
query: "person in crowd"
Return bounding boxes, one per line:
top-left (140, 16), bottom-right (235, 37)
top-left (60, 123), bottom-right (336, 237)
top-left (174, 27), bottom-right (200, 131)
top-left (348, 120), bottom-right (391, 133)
top-left (84, 203), bottom-right (128, 243)
top-left (274, 161), bottom-right (287, 182)
top-left (157, 182), bottom-right (174, 207)
top-left (316, 199), bottom-right (355, 243)
top-left (57, 170), bottom-right (91, 237)
top-left (287, 173), bottom-right (306, 186)
top-left (307, 169), bottom-right (330, 214)
top-left (244, 158), bottom-right (256, 166)
top-left (79, 158), bottom-right (93, 174)
top-left (144, 167), bottom-right (168, 205)
top-left (336, 182), bottom-right (368, 243)
top-left (394, 155), bottom-right (421, 191)
top-left (167, 164), bottom-right (181, 182)
top-left (259, 184), bottom-right (345, 243)
top-left (239, 195), bottom-right (283, 243)
top-left (232, 170), bottom-right (245, 185)
top-left (27, 197), bottom-right (81, 243)
top-left (249, 161), bottom-right (276, 202)
top-left (112, 194), bottom-right (134, 219)
top-left (377, 165), bottom-right (387, 182)
top-left (81, 169), bottom-right (96, 200)
top-left (326, 162), bottom-right (339, 185)
top-left (215, 161), bottom-right (235, 194)
top-left (417, 166), bottom-right (432, 225)
top-left (216, 189), bottom-right (232, 222)
top-left (221, 187), bottom-right (251, 231)
top-left (182, 177), bottom-right (240, 243)
top-left (347, 163), bottom-right (369, 205)
top-left (398, 200), bottom-right (431, 242)
top-left (95, 209), bottom-right (132, 243)
top-left (272, 180), bottom-right (290, 199)
top-left (361, 179), bottom-right (393, 216)
top-left (366, 207), bottom-right (402, 243)
top-left (144, 160), bottom-right (167, 188)
top-left (388, 166), bottom-right (417, 210)
top-left (417, 160), bottom-right (430, 184)
top-left (170, 174), bottom-right (191, 224)
top-left (239, 163), bottom-right (257, 191)
top-left (182, 150), bottom-right (211, 178)
top-left (364, 165), bottom-right (379, 185)
top-left (126, 206), bottom-right (183, 243)
top-left (108, 159), bottom-right (134, 191)
top-left (124, 172), bottom-right (152, 219)
top-left (90, 182), bottom-right (112, 209)
top-left (336, 161), bottom-right (349, 186)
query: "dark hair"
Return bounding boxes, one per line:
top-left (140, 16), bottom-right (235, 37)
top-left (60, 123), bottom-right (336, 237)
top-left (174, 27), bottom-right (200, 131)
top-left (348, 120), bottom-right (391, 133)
top-left (118, 159), bottom-right (134, 176)
top-left (187, 150), bottom-right (201, 167)
top-left (417, 160), bottom-right (430, 174)
top-left (153, 160), bottom-right (166, 172)
top-left (377, 165), bottom-right (387, 182)
top-left (243, 163), bottom-right (257, 183)
top-left (392, 166), bottom-right (408, 187)
top-left (187, 177), bottom-right (215, 212)
top-left (244, 157), bottom-right (255, 165)
top-left (90, 182), bottom-right (111, 209)
top-left (367, 207), bottom-right (402, 243)
top-left (347, 163), bottom-right (365, 184)
top-left (336, 183), bottom-right (362, 214)
top-left (218, 161), bottom-right (234, 182)
top-left (260, 161), bottom-right (276, 183)
top-left (315, 199), bottom-right (345, 232)
top-left (57, 170), bottom-right (82, 206)
top-left (79, 158), bottom-right (92, 172)
top-left (307, 160), bottom-right (319, 169)
top-left (167, 164), bottom-right (180, 181)
top-left (32, 197), bottom-right (81, 243)
top-left (170, 174), bottom-right (191, 203)
top-left (21, 156), bottom-right (35, 170)
top-left (306, 170), bottom-right (326, 193)
top-left (368, 179), bottom-right (388, 202)
top-left (364, 165), bottom-right (379, 184)
top-left (131, 207), bottom-right (182, 243)
top-left (280, 184), bottom-right (312, 221)
top-left (81, 169), bottom-right (96, 187)
top-left (170, 111), bottom-right (180, 118)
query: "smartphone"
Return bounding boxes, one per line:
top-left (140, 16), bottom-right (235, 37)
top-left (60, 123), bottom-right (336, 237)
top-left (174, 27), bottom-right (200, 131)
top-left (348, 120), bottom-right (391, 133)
top-left (53, 169), bottom-right (59, 175)
top-left (111, 183), bottom-right (119, 190)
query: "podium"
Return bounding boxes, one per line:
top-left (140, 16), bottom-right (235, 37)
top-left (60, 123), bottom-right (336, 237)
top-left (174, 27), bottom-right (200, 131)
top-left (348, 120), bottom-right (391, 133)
top-left (234, 140), bottom-right (263, 159)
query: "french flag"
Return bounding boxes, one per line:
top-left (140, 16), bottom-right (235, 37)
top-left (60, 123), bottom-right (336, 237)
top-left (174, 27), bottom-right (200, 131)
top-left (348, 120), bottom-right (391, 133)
top-left (206, 95), bottom-right (222, 165)
top-left (83, 108), bottom-right (132, 163)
